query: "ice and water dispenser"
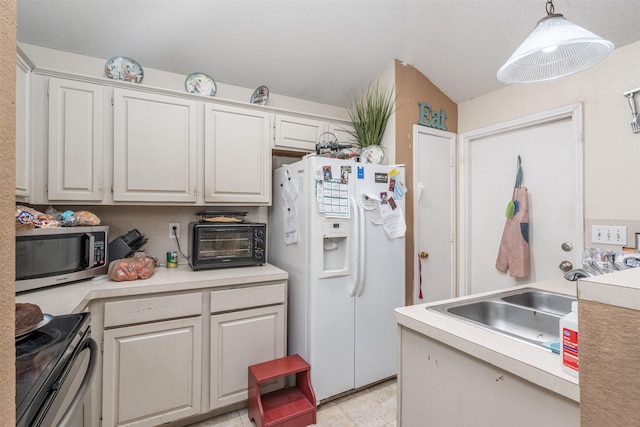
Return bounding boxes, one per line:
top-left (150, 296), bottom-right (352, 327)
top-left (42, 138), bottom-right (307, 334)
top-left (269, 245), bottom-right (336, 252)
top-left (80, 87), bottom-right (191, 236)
top-left (319, 219), bottom-right (350, 278)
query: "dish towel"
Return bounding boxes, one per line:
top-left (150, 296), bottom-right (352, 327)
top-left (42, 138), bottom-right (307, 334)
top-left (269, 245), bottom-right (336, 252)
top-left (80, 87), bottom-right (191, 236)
top-left (496, 186), bottom-right (530, 278)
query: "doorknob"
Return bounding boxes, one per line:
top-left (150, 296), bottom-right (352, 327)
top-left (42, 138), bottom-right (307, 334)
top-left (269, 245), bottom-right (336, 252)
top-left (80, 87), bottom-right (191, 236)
top-left (419, 251), bottom-right (429, 260)
top-left (559, 261), bottom-right (573, 272)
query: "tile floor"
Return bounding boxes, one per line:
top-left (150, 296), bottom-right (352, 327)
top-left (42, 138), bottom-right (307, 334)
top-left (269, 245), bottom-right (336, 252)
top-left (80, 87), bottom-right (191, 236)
top-left (187, 379), bottom-right (397, 427)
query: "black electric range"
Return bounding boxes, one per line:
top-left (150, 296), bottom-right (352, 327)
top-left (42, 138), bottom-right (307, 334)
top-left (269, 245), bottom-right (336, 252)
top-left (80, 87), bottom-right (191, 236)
top-left (16, 313), bottom-right (92, 427)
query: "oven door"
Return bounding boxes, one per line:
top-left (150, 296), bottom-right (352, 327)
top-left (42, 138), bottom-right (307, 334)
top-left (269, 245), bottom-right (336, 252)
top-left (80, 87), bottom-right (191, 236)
top-left (26, 336), bottom-right (97, 427)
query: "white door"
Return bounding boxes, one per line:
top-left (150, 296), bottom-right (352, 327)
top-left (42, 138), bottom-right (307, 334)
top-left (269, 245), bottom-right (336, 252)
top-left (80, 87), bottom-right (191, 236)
top-left (354, 164), bottom-right (405, 388)
top-left (210, 305), bottom-right (285, 409)
top-left (113, 88), bottom-right (197, 202)
top-left (48, 78), bottom-right (105, 201)
top-left (414, 126), bottom-right (456, 303)
top-left (459, 104), bottom-right (584, 296)
top-left (203, 104), bottom-right (271, 204)
top-left (102, 317), bottom-right (202, 427)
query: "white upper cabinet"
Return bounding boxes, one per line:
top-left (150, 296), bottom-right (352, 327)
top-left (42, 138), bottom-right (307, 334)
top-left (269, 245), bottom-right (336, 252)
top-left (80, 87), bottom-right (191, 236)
top-left (329, 122), bottom-right (357, 146)
top-left (15, 50), bottom-right (32, 201)
top-left (113, 89), bottom-right (197, 202)
top-left (24, 62), bottom-right (349, 205)
top-left (47, 78), bottom-right (105, 201)
top-left (274, 114), bottom-right (327, 152)
top-left (274, 114), bottom-right (355, 153)
top-left (204, 104), bottom-right (271, 204)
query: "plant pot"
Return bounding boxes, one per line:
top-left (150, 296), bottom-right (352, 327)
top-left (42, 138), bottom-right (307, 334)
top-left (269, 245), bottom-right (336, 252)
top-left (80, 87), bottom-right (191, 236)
top-left (360, 145), bottom-right (385, 164)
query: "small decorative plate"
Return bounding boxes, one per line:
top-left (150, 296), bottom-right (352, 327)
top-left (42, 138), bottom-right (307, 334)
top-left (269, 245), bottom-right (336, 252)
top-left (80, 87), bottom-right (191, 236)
top-left (16, 313), bottom-right (54, 339)
top-left (105, 56), bottom-right (144, 83)
top-left (185, 72), bottom-right (217, 96)
top-left (250, 85), bottom-right (269, 105)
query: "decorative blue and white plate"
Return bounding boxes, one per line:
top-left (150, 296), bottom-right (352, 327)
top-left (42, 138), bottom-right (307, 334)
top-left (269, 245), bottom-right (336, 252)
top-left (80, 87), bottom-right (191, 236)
top-left (250, 85), bottom-right (269, 105)
top-left (105, 56), bottom-right (144, 83)
top-left (185, 72), bottom-right (217, 96)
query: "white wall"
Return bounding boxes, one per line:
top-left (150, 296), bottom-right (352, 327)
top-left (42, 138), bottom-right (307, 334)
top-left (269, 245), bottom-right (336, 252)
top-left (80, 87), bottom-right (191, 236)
top-left (378, 60), bottom-right (397, 164)
top-left (459, 40), bottom-right (640, 248)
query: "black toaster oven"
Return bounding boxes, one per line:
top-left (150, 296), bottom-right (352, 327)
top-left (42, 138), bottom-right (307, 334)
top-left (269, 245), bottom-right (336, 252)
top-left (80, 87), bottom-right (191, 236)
top-left (188, 222), bottom-right (266, 270)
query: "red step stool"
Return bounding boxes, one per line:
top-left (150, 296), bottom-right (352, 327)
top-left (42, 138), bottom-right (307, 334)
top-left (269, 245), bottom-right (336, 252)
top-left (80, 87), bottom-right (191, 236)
top-left (248, 354), bottom-right (317, 427)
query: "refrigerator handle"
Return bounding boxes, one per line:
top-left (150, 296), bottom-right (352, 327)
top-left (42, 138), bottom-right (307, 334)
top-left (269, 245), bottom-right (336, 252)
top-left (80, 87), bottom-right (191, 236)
top-left (356, 193), bottom-right (366, 297)
top-left (349, 195), bottom-right (360, 297)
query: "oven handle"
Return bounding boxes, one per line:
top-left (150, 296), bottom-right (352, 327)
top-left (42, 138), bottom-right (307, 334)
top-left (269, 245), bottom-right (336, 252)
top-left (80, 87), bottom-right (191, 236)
top-left (57, 337), bottom-right (97, 427)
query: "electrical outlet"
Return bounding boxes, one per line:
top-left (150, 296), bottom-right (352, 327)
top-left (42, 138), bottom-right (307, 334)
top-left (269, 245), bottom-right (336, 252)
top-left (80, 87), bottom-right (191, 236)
top-left (169, 223), bottom-right (181, 239)
top-left (591, 225), bottom-right (627, 245)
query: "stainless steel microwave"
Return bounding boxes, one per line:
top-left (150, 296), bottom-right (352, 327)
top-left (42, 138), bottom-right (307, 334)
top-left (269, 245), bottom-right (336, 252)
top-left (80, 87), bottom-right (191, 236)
top-left (16, 226), bottom-right (108, 293)
top-left (188, 222), bottom-right (266, 270)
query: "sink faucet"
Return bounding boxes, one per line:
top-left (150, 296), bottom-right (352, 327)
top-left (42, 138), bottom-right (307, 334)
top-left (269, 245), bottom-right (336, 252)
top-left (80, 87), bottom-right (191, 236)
top-left (563, 268), bottom-right (595, 281)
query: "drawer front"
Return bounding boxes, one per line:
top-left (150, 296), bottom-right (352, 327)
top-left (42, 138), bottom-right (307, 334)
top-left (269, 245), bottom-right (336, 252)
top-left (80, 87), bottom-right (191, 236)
top-left (104, 292), bottom-right (202, 328)
top-left (211, 283), bottom-right (285, 313)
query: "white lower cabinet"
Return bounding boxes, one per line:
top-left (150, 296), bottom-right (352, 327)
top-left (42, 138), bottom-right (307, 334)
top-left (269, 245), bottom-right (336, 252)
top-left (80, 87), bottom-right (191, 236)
top-left (102, 317), bottom-right (202, 427)
top-left (210, 304), bottom-right (285, 409)
top-left (97, 280), bottom-right (287, 427)
top-left (398, 326), bottom-right (580, 426)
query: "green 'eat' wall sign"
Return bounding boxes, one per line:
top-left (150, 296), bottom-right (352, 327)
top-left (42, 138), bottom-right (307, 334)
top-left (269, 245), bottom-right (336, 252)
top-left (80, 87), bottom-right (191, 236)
top-left (418, 102), bottom-right (447, 131)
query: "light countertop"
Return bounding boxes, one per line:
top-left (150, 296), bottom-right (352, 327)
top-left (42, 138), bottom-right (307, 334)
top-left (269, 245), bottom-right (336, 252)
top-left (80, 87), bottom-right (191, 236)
top-left (16, 263), bottom-right (288, 315)
top-left (395, 277), bottom-right (580, 402)
top-left (578, 267), bottom-right (640, 310)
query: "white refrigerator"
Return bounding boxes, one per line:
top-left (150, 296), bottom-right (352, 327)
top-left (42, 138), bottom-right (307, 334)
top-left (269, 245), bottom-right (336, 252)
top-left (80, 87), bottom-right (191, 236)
top-left (269, 156), bottom-right (406, 403)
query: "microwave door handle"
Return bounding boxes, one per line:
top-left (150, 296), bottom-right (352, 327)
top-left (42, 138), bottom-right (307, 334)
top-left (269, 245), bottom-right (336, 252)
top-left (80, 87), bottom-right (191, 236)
top-left (84, 233), bottom-right (95, 270)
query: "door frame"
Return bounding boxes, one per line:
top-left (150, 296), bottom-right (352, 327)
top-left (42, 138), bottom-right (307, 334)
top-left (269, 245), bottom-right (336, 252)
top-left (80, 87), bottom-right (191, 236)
top-left (413, 125), bottom-right (457, 303)
top-left (457, 103), bottom-right (584, 296)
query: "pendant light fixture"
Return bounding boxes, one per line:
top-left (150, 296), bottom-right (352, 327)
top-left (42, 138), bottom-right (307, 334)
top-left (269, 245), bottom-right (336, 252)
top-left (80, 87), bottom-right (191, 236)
top-left (497, 0), bottom-right (614, 84)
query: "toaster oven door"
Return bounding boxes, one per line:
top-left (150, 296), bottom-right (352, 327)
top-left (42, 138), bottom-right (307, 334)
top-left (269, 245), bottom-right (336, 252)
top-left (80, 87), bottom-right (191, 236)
top-left (195, 227), bottom-right (254, 264)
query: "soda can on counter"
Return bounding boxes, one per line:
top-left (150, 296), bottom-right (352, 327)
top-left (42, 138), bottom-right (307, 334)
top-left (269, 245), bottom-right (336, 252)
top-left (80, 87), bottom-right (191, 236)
top-left (166, 251), bottom-right (178, 268)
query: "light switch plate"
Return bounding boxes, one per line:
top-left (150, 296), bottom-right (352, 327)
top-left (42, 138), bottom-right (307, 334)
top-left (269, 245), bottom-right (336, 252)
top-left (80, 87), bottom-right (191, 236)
top-left (591, 225), bottom-right (627, 245)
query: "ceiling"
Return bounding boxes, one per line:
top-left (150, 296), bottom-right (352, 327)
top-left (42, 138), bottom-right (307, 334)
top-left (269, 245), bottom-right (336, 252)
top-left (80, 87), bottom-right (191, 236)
top-left (16, 0), bottom-right (640, 107)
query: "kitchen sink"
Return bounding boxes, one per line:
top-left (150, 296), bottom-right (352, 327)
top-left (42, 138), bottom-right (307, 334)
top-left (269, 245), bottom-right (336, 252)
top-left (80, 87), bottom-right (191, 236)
top-left (501, 290), bottom-right (574, 316)
top-left (426, 288), bottom-right (576, 347)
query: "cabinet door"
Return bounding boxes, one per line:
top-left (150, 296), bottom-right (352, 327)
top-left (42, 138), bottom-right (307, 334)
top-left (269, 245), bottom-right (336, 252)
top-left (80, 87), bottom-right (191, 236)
top-left (329, 122), bottom-right (357, 146)
top-left (210, 305), bottom-right (285, 409)
top-left (102, 317), bottom-right (202, 427)
top-left (15, 53), bottom-right (31, 200)
top-left (48, 78), bottom-right (105, 201)
top-left (274, 114), bottom-right (327, 152)
top-left (113, 89), bottom-right (197, 202)
top-left (204, 104), bottom-right (271, 204)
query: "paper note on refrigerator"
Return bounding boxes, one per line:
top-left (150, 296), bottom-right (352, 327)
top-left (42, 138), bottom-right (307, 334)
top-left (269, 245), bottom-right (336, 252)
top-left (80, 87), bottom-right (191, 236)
top-left (380, 204), bottom-right (406, 239)
top-left (360, 192), bottom-right (406, 239)
top-left (280, 168), bottom-right (299, 244)
top-left (316, 179), bottom-right (350, 217)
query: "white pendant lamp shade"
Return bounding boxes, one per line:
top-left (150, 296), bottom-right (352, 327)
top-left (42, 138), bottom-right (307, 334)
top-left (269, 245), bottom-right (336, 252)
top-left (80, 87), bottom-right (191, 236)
top-left (497, 13), bottom-right (614, 84)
